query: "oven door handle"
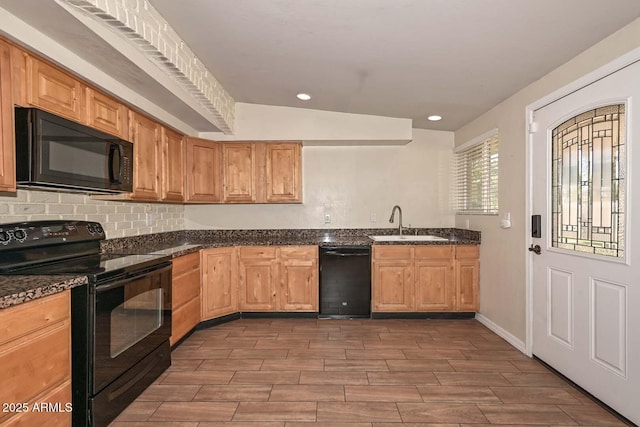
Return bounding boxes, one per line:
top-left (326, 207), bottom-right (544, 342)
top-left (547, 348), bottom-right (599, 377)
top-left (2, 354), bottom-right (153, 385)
top-left (94, 263), bottom-right (172, 293)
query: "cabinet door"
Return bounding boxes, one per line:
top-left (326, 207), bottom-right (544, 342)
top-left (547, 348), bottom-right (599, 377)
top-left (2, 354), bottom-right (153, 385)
top-left (414, 246), bottom-right (454, 311)
top-left (86, 88), bottom-right (128, 138)
top-left (201, 247), bottom-right (238, 320)
top-left (238, 247), bottom-right (278, 311)
top-left (265, 143), bottom-right (302, 203)
top-left (455, 246), bottom-right (480, 311)
top-left (171, 252), bottom-right (200, 345)
top-left (223, 143), bottom-right (256, 202)
top-left (185, 137), bottom-right (222, 202)
top-left (26, 55), bottom-right (84, 122)
top-left (279, 246), bottom-right (318, 312)
top-left (372, 260), bottom-right (413, 312)
top-left (162, 127), bottom-right (185, 202)
top-left (129, 111), bottom-right (161, 200)
top-left (414, 260), bottom-right (454, 311)
top-left (0, 40), bottom-right (15, 192)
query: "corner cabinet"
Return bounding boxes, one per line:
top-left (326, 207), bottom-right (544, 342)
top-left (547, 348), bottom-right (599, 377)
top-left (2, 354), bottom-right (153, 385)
top-left (171, 252), bottom-right (201, 346)
top-left (0, 291), bottom-right (72, 426)
top-left (372, 245), bottom-right (478, 313)
top-left (0, 39), bottom-right (16, 192)
top-left (201, 247), bottom-right (238, 320)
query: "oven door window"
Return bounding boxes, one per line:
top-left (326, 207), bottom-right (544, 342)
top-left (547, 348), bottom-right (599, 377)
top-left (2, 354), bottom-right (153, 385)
top-left (110, 286), bottom-right (163, 357)
top-left (93, 266), bottom-right (171, 394)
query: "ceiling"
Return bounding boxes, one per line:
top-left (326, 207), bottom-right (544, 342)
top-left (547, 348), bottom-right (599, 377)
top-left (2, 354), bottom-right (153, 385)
top-left (2, 1), bottom-right (640, 132)
top-left (147, 0), bottom-right (640, 130)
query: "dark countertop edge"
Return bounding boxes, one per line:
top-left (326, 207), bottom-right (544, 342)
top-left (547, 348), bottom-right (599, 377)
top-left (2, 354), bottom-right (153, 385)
top-left (1, 234), bottom-right (480, 309)
top-left (141, 238), bottom-right (480, 258)
top-left (0, 275), bottom-right (88, 309)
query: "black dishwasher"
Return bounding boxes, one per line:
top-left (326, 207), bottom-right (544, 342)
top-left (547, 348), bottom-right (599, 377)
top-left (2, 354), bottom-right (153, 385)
top-left (319, 246), bottom-right (371, 317)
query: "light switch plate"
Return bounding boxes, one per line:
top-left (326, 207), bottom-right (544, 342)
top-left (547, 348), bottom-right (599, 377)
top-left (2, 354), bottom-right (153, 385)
top-left (324, 213), bottom-right (331, 223)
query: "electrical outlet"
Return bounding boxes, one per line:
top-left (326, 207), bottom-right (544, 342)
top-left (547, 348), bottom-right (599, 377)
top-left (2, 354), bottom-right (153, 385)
top-left (324, 213), bottom-right (331, 224)
top-left (145, 212), bottom-right (153, 226)
top-left (370, 213), bottom-right (377, 222)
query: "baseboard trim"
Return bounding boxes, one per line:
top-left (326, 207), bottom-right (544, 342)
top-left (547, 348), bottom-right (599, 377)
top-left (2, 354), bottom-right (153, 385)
top-left (372, 312), bottom-right (475, 320)
top-left (475, 312), bottom-right (527, 354)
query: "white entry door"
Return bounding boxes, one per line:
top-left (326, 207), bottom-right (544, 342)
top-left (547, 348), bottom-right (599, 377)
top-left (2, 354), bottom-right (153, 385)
top-left (531, 60), bottom-right (640, 425)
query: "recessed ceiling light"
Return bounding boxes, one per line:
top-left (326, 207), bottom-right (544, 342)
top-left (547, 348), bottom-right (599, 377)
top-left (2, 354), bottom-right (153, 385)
top-left (427, 115), bottom-right (442, 121)
top-left (296, 93), bottom-right (311, 101)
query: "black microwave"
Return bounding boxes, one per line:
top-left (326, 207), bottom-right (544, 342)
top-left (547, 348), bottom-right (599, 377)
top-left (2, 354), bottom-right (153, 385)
top-left (15, 107), bottom-right (133, 194)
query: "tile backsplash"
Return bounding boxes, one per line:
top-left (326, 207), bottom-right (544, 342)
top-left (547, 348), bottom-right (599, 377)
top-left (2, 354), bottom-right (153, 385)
top-left (0, 190), bottom-right (184, 238)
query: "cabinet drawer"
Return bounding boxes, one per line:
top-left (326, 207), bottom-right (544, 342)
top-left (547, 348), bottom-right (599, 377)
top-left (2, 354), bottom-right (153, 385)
top-left (2, 380), bottom-right (71, 427)
top-left (373, 245), bottom-right (413, 260)
top-left (173, 252), bottom-right (200, 277)
top-left (456, 245), bottom-right (479, 259)
top-left (414, 245), bottom-right (453, 260)
top-left (0, 291), bottom-right (69, 345)
top-left (0, 321), bottom-right (70, 414)
top-left (171, 296), bottom-right (200, 346)
top-left (279, 245), bottom-right (318, 259)
top-left (239, 246), bottom-right (277, 259)
top-left (173, 269), bottom-right (200, 308)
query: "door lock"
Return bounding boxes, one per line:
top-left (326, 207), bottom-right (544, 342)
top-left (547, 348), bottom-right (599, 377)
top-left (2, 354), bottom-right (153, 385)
top-left (528, 244), bottom-right (541, 255)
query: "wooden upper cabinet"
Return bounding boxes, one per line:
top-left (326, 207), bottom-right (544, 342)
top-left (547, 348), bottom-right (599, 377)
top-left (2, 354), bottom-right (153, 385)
top-left (161, 127), bottom-right (185, 202)
top-left (185, 137), bottom-right (222, 202)
top-left (86, 88), bottom-right (128, 138)
top-left (266, 143), bottom-right (302, 203)
top-left (0, 39), bottom-right (16, 192)
top-left (223, 143), bottom-right (256, 203)
top-left (26, 55), bottom-right (84, 122)
top-left (129, 111), bottom-right (161, 200)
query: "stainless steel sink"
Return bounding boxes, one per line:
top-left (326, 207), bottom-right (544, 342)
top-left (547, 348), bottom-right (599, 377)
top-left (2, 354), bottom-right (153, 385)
top-left (369, 235), bottom-right (449, 242)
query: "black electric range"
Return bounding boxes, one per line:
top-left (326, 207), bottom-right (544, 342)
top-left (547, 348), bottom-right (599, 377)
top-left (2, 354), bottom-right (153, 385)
top-left (0, 220), bottom-right (172, 427)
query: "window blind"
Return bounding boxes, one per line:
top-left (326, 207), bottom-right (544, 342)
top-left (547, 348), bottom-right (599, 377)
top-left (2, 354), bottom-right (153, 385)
top-left (455, 132), bottom-right (499, 214)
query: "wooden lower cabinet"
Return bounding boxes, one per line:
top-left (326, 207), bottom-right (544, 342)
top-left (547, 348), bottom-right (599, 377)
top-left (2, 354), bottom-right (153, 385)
top-left (201, 247), bottom-right (238, 320)
top-left (238, 247), bottom-right (278, 311)
top-left (279, 246), bottom-right (318, 311)
top-left (239, 245), bottom-right (318, 312)
top-left (455, 245), bottom-right (480, 311)
top-left (170, 252), bottom-right (201, 345)
top-left (372, 245), bottom-right (477, 312)
top-left (0, 291), bottom-right (71, 426)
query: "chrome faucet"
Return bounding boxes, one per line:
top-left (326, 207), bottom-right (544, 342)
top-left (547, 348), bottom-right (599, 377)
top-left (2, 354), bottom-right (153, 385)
top-left (388, 205), bottom-right (404, 235)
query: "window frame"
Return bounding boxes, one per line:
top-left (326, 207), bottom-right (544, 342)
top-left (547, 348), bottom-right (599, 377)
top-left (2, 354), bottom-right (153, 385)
top-left (454, 128), bottom-right (499, 215)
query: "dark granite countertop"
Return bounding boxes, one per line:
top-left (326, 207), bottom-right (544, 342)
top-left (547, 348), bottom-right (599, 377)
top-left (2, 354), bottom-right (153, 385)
top-left (0, 275), bottom-right (88, 309)
top-left (1, 228), bottom-right (480, 309)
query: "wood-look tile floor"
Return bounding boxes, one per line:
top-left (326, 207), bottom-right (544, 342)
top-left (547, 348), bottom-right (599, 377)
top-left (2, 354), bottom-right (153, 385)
top-left (110, 318), bottom-right (630, 426)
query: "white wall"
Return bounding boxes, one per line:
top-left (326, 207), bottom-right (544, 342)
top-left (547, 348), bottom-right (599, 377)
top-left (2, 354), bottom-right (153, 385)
top-left (185, 128), bottom-right (454, 229)
top-left (455, 18), bottom-right (640, 343)
top-left (0, 190), bottom-right (184, 239)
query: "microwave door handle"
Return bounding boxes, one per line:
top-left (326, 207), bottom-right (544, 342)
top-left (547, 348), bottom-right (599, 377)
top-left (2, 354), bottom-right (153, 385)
top-left (108, 144), bottom-right (122, 184)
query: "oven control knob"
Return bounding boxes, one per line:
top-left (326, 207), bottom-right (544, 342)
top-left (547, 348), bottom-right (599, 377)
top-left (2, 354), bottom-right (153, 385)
top-left (0, 231), bottom-right (10, 244)
top-left (13, 229), bottom-right (27, 242)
